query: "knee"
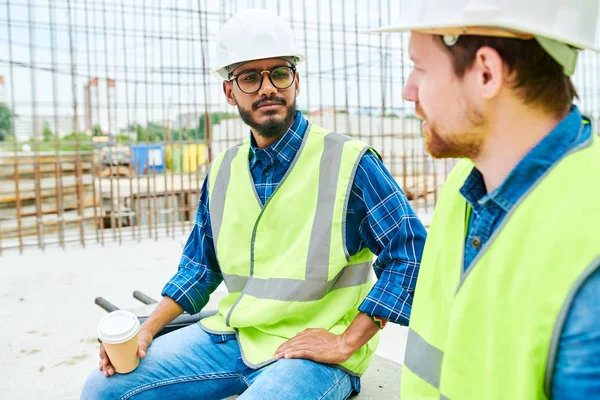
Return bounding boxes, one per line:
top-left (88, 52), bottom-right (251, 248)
top-left (80, 370), bottom-right (123, 400)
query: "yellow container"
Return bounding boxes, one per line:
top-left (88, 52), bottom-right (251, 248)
top-left (166, 143), bottom-right (207, 172)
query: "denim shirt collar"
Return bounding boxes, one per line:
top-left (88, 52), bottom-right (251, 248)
top-left (461, 106), bottom-right (591, 214)
top-left (249, 111), bottom-right (307, 168)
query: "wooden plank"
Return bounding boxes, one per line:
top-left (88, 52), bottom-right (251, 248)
top-left (0, 151), bottom-right (93, 162)
top-left (0, 194), bottom-right (96, 219)
top-left (0, 184), bottom-right (94, 206)
top-left (0, 208), bottom-right (100, 238)
top-left (0, 162), bottom-right (93, 180)
top-left (0, 176), bottom-right (94, 200)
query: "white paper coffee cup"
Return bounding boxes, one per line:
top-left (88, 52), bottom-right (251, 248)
top-left (97, 310), bottom-right (141, 374)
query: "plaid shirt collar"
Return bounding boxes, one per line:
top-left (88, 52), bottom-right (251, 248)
top-left (249, 111), bottom-right (308, 168)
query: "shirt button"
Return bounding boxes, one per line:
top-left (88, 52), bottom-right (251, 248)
top-left (471, 237), bottom-right (482, 249)
top-left (264, 171), bottom-right (270, 177)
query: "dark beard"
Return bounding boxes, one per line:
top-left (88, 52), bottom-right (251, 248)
top-left (237, 97), bottom-right (297, 139)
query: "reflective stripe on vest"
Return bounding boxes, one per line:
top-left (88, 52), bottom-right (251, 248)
top-left (404, 328), bottom-right (444, 390)
top-left (219, 261), bottom-right (372, 301)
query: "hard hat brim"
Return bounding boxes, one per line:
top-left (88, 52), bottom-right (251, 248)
top-left (213, 53), bottom-right (306, 81)
top-left (363, 22), bottom-right (600, 52)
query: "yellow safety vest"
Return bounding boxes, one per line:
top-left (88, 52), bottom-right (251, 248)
top-left (403, 127), bottom-right (600, 399)
top-left (202, 124), bottom-right (379, 375)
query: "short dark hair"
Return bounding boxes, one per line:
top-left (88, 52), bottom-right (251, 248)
top-left (436, 35), bottom-right (578, 116)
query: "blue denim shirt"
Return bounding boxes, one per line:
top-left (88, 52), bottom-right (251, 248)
top-left (460, 106), bottom-right (600, 398)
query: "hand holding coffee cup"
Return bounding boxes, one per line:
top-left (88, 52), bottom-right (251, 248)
top-left (97, 310), bottom-right (149, 376)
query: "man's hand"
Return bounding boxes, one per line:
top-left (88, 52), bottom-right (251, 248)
top-left (273, 313), bottom-right (384, 365)
top-left (274, 328), bottom-right (353, 364)
top-left (98, 296), bottom-right (184, 377)
top-left (98, 327), bottom-right (153, 377)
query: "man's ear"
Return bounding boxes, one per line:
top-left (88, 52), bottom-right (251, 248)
top-left (471, 46), bottom-right (505, 100)
top-left (223, 81), bottom-right (237, 106)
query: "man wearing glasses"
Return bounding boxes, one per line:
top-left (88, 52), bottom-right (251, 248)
top-left (82, 8), bottom-right (426, 400)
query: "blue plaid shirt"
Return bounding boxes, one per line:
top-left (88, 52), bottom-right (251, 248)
top-left (162, 111), bottom-right (427, 326)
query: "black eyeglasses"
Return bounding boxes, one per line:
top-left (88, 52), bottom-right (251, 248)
top-left (228, 65), bottom-right (296, 94)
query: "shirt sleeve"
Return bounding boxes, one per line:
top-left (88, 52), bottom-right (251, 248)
top-left (352, 150), bottom-right (427, 325)
top-left (551, 266), bottom-right (600, 399)
top-left (161, 177), bottom-right (223, 315)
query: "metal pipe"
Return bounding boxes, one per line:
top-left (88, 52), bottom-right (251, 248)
top-left (328, 0), bottom-right (337, 132)
top-left (100, 0), bottom-right (117, 242)
top-left (5, 0), bottom-right (23, 253)
top-left (132, 290), bottom-right (158, 305)
top-left (174, 4), bottom-right (185, 237)
top-left (83, 0), bottom-right (100, 246)
top-left (119, 0), bottom-right (136, 240)
top-left (49, 0), bottom-right (65, 249)
top-left (142, 1), bottom-right (152, 240)
top-left (157, 0), bottom-right (171, 239)
top-left (27, 0), bottom-right (45, 251)
top-left (94, 297), bottom-right (119, 313)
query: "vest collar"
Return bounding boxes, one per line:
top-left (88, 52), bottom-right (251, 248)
top-left (460, 106), bottom-right (591, 214)
top-left (248, 111), bottom-right (308, 168)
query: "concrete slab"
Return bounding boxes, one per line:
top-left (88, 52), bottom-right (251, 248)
top-left (0, 236), bottom-right (406, 399)
top-left (355, 355), bottom-right (402, 398)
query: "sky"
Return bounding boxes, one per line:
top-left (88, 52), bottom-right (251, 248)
top-left (0, 0), bottom-right (599, 135)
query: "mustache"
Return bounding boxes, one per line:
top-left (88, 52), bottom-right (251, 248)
top-left (252, 97), bottom-right (287, 110)
top-left (415, 103), bottom-right (427, 120)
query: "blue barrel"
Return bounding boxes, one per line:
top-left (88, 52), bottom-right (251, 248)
top-left (130, 144), bottom-right (165, 175)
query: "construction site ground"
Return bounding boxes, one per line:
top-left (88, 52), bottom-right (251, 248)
top-left (0, 221), bottom-right (441, 399)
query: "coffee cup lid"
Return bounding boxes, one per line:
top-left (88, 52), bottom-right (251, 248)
top-left (97, 310), bottom-right (140, 344)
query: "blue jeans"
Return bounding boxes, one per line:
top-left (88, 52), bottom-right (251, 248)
top-left (81, 323), bottom-right (354, 400)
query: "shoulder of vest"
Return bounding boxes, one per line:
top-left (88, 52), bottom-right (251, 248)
top-left (542, 134), bottom-right (600, 192)
top-left (306, 123), bottom-right (331, 137)
top-left (444, 158), bottom-right (474, 188)
top-left (565, 133), bottom-right (600, 169)
top-left (308, 123), bottom-right (371, 153)
top-left (213, 139), bottom-right (248, 162)
top-left (208, 140), bottom-right (248, 179)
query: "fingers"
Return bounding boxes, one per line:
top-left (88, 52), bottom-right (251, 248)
top-left (102, 366), bottom-right (115, 378)
top-left (98, 358), bottom-right (115, 377)
top-left (282, 350), bottom-right (314, 360)
top-left (276, 345), bottom-right (316, 361)
top-left (99, 343), bottom-right (106, 358)
top-left (98, 344), bottom-right (115, 377)
top-left (274, 329), bottom-right (328, 359)
top-left (138, 341), bottom-right (151, 359)
top-left (137, 330), bottom-right (152, 359)
top-left (137, 348), bottom-right (147, 358)
top-left (275, 337), bottom-right (298, 355)
top-left (275, 339), bottom-right (310, 359)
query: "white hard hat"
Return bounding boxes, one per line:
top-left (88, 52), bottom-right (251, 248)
top-left (369, 0), bottom-right (600, 75)
top-left (213, 9), bottom-right (305, 80)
